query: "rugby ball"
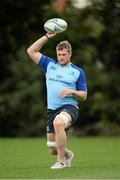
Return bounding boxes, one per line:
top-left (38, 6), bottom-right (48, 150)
top-left (44, 18), bottom-right (67, 33)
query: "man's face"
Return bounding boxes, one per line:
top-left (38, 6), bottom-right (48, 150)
top-left (56, 48), bottom-right (71, 66)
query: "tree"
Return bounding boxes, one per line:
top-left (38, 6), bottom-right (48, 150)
top-left (0, 0), bottom-right (51, 136)
top-left (0, 0), bottom-right (120, 136)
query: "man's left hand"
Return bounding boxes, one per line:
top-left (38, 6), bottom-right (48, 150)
top-left (59, 89), bottom-right (74, 98)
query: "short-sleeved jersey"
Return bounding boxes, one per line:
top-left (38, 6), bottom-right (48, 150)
top-left (39, 55), bottom-right (87, 110)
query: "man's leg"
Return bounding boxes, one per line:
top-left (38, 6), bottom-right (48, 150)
top-left (47, 133), bottom-right (57, 155)
top-left (47, 133), bottom-right (72, 157)
top-left (53, 112), bottom-right (72, 163)
top-left (47, 132), bottom-right (65, 169)
top-left (47, 113), bottom-right (74, 169)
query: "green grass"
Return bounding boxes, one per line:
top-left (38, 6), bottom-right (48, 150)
top-left (0, 137), bottom-right (120, 179)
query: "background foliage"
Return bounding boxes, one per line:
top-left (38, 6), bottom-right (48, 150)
top-left (0, 0), bottom-right (120, 136)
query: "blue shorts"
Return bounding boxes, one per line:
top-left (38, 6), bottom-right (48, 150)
top-left (46, 104), bottom-right (78, 133)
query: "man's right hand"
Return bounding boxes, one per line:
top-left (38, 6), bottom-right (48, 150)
top-left (27, 32), bottom-right (57, 64)
top-left (46, 32), bottom-right (57, 39)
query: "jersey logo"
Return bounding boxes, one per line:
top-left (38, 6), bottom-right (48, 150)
top-left (47, 126), bottom-right (50, 132)
top-left (50, 66), bottom-right (56, 70)
top-left (56, 75), bottom-right (63, 79)
top-left (69, 71), bottom-right (75, 76)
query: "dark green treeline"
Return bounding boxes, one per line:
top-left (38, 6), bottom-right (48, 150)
top-left (0, 0), bottom-right (120, 137)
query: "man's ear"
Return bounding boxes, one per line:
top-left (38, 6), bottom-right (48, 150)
top-left (70, 51), bottom-right (72, 57)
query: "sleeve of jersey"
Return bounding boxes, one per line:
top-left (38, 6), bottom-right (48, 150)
top-left (38, 55), bottom-right (55, 73)
top-left (76, 69), bottom-right (87, 91)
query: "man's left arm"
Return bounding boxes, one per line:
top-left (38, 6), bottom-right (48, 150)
top-left (59, 89), bottom-right (87, 102)
top-left (59, 68), bottom-right (87, 101)
top-left (72, 90), bottom-right (87, 101)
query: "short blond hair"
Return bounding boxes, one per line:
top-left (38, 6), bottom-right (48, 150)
top-left (56, 40), bottom-right (72, 53)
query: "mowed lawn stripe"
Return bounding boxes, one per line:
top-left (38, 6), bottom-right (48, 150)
top-left (0, 137), bottom-right (120, 179)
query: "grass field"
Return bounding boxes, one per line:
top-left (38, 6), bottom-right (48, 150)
top-left (0, 137), bottom-right (120, 179)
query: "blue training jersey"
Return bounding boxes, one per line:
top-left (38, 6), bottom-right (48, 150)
top-left (38, 55), bottom-right (87, 110)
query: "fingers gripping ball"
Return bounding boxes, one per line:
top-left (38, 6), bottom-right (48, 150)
top-left (44, 18), bottom-right (68, 33)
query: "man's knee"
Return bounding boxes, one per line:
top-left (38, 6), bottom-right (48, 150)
top-left (53, 118), bottom-right (64, 129)
top-left (53, 113), bottom-right (71, 129)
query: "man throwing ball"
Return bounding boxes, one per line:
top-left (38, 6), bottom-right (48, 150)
top-left (27, 32), bottom-right (87, 169)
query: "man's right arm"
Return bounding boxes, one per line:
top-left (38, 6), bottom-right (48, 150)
top-left (27, 33), bottom-right (56, 64)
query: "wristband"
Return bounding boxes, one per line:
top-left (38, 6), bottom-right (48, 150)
top-left (45, 34), bottom-right (49, 40)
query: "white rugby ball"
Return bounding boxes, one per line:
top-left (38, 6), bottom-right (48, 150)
top-left (44, 18), bottom-right (67, 33)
